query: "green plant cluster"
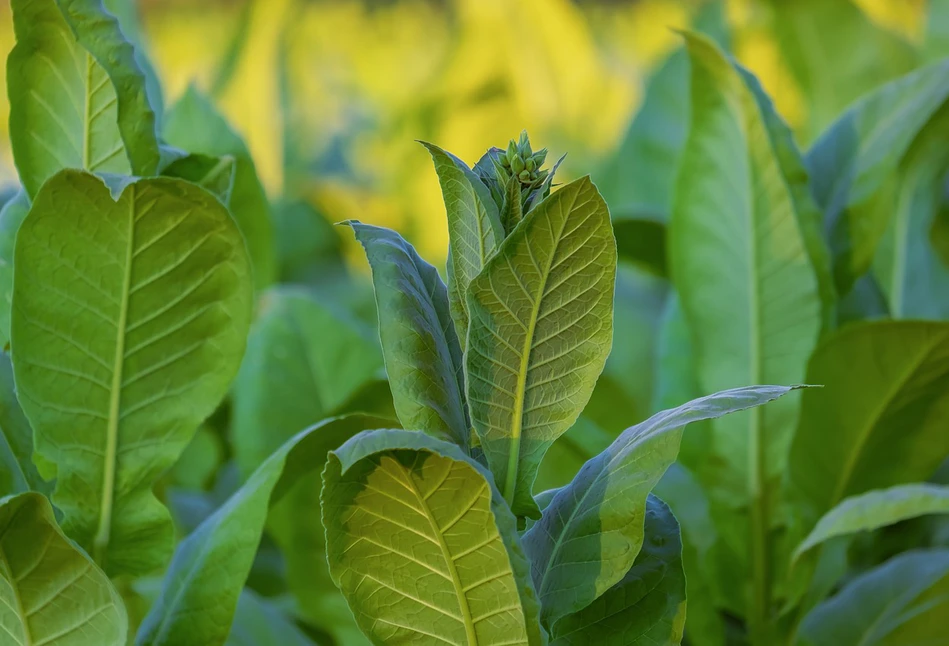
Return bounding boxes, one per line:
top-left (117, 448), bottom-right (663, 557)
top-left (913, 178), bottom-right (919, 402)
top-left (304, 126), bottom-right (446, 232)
top-left (1, 1), bottom-right (949, 646)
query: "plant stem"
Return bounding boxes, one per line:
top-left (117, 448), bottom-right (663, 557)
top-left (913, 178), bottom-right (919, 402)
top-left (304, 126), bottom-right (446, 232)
top-left (748, 407), bottom-right (772, 645)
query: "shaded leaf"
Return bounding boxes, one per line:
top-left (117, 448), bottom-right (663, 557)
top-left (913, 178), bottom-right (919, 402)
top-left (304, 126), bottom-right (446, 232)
top-left (225, 589), bottom-right (315, 646)
top-left (11, 170), bottom-right (253, 576)
top-left (0, 191), bottom-right (30, 349)
top-left (0, 354), bottom-right (48, 498)
top-left (161, 153), bottom-right (236, 205)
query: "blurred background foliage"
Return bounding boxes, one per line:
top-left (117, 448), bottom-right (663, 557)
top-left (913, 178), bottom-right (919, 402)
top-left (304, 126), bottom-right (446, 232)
top-left (0, 0), bottom-right (940, 265)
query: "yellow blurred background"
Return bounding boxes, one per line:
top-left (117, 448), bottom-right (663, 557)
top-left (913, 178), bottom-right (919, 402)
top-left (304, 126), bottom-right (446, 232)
top-left (0, 0), bottom-right (932, 262)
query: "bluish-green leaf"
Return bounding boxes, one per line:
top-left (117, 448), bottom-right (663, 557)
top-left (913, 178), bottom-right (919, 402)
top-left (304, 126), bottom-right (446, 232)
top-left (346, 221), bottom-right (470, 448)
top-left (0, 492), bottom-right (128, 646)
top-left (0, 190), bottom-right (30, 349)
top-left (0, 354), bottom-right (48, 498)
top-left (137, 415), bottom-right (389, 646)
top-left (225, 589), bottom-right (316, 646)
top-left (548, 495), bottom-right (686, 646)
top-left (466, 176), bottom-right (615, 518)
top-left (523, 385), bottom-right (799, 629)
top-left (322, 428), bottom-right (545, 645)
top-left (11, 170), bottom-right (253, 577)
top-left (798, 550), bottom-right (949, 646)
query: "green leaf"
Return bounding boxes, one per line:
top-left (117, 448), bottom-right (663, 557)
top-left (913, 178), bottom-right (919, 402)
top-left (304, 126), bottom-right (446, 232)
top-left (806, 58), bottom-right (949, 296)
top-left (793, 484), bottom-right (949, 561)
top-left (164, 85), bottom-right (276, 289)
top-left (612, 218), bottom-right (667, 277)
top-left (0, 492), bottom-right (127, 646)
top-left (161, 153), bottom-right (237, 205)
top-left (0, 190), bottom-right (30, 349)
top-left (225, 589), bottom-right (315, 646)
top-left (523, 384), bottom-right (798, 629)
top-left (231, 286), bottom-right (384, 475)
top-left (7, 0), bottom-right (160, 198)
top-left (548, 496), bottom-right (686, 645)
top-left (0, 353), bottom-right (48, 498)
top-left (166, 425), bottom-right (222, 491)
top-left (421, 142), bottom-right (503, 347)
top-left (768, 0), bottom-right (919, 145)
top-left (788, 322), bottom-right (949, 522)
top-left (346, 221), bottom-right (470, 448)
top-left (466, 176), bottom-right (616, 518)
top-left (322, 428), bottom-right (545, 646)
top-left (137, 415), bottom-right (389, 646)
top-left (10, 169), bottom-right (253, 576)
top-left (798, 550), bottom-right (949, 646)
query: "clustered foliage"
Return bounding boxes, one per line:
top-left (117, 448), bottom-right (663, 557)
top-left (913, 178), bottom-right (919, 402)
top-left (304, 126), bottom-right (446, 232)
top-left (1, 1), bottom-right (949, 646)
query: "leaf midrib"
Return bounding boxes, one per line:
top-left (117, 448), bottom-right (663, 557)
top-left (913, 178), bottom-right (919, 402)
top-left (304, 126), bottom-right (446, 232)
top-left (0, 544), bottom-right (32, 646)
top-left (93, 183), bottom-right (135, 568)
top-left (502, 188), bottom-right (580, 508)
top-left (396, 459), bottom-right (479, 645)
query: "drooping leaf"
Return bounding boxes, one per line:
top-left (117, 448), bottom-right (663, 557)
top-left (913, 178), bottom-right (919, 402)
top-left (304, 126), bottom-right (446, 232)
top-left (421, 142), bottom-right (503, 346)
top-left (806, 58), bottom-right (949, 296)
top-left (161, 153), bottom-right (236, 205)
top-left (7, 0), bottom-right (160, 198)
top-left (768, 0), bottom-right (919, 145)
top-left (671, 32), bottom-right (822, 503)
top-left (0, 492), bottom-right (127, 646)
top-left (466, 176), bottom-right (616, 518)
top-left (794, 484), bottom-right (949, 561)
top-left (322, 428), bottom-right (545, 646)
top-left (548, 495), bottom-right (686, 645)
top-left (225, 589), bottom-right (315, 646)
top-left (523, 385), bottom-right (800, 629)
top-left (136, 415), bottom-right (389, 646)
top-left (11, 170), bottom-right (253, 576)
top-left (798, 550), bottom-right (949, 646)
top-left (788, 322), bottom-right (949, 523)
top-left (231, 286), bottom-right (384, 476)
top-left (0, 190), bottom-right (30, 349)
top-left (164, 85), bottom-right (276, 289)
top-left (0, 354), bottom-right (48, 498)
top-left (346, 221), bottom-right (470, 448)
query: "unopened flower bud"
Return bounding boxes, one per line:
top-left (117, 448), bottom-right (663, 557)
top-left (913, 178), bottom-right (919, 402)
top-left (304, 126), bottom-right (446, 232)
top-left (526, 158), bottom-right (536, 172)
top-left (518, 170), bottom-right (531, 182)
top-left (512, 156), bottom-right (526, 174)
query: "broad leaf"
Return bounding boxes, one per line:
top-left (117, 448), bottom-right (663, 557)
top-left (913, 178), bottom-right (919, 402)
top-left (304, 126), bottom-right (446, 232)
top-left (322, 428), bottom-right (545, 645)
top-left (164, 86), bottom-right (276, 289)
top-left (806, 59), bottom-right (949, 296)
top-left (0, 492), bottom-right (127, 646)
top-left (0, 354), bottom-right (47, 498)
top-left (11, 170), bottom-right (253, 576)
top-left (523, 385), bottom-right (799, 629)
top-left (161, 153), bottom-right (237, 205)
top-left (794, 484), bottom-right (949, 560)
top-left (346, 221), bottom-right (469, 448)
top-left (768, 0), bottom-right (919, 145)
top-left (788, 322), bottom-right (949, 523)
top-left (231, 286), bottom-right (384, 475)
top-left (136, 415), bottom-right (389, 646)
top-left (798, 550), bottom-right (949, 646)
top-left (421, 142), bottom-right (503, 346)
top-left (466, 176), bottom-right (616, 518)
top-left (7, 0), bottom-right (160, 198)
top-left (548, 496), bottom-right (686, 645)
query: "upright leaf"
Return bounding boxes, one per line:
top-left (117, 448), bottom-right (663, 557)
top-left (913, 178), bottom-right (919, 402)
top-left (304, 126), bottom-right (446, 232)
top-left (794, 484), bottom-right (949, 560)
top-left (0, 191), bottom-right (30, 349)
top-left (806, 59), bottom-right (949, 296)
top-left (7, 0), bottom-right (160, 198)
top-left (466, 176), bottom-right (616, 518)
top-left (548, 496), bottom-right (686, 646)
top-left (421, 142), bottom-right (503, 346)
top-left (798, 550), bottom-right (949, 646)
top-left (164, 86), bottom-right (276, 289)
top-left (11, 170), bottom-right (252, 576)
top-left (231, 286), bottom-right (384, 475)
top-left (789, 322), bottom-right (949, 523)
top-left (225, 589), bottom-right (316, 646)
top-left (137, 415), bottom-right (388, 646)
top-left (322, 429), bottom-right (545, 646)
top-left (0, 354), bottom-right (47, 498)
top-left (0, 492), bottom-right (127, 646)
top-left (768, 0), bottom-right (919, 144)
top-left (523, 385), bottom-right (798, 629)
top-left (161, 153), bottom-right (237, 205)
top-left (346, 222), bottom-right (469, 448)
